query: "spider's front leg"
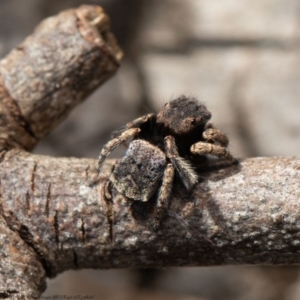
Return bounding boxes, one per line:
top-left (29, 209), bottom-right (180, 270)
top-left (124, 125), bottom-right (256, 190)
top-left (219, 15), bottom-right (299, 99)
top-left (164, 135), bottom-right (198, 190)
top-left (153, 163), bottom-right (175, 231)
top-left (203, 124), bottom-right (229, 147)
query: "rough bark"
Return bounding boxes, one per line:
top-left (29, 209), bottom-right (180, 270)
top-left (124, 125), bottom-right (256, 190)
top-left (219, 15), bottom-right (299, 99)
top-left (0, 4), bottom-right (122, 299)
top-left (1, 152), bottom-right (300, 275)
top-left (0, 5), bottom-right (122, 152)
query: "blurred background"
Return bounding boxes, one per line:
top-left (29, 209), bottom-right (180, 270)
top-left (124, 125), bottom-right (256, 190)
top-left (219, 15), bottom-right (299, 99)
top-left (1, 0), bottom-right (300, 299)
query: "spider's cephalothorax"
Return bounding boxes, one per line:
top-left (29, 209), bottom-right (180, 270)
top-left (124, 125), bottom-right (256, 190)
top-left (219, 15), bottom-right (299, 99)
top-left (157, 97), bottom-right (212, 136)
top-left (94, 96), bottom-right (237, 230)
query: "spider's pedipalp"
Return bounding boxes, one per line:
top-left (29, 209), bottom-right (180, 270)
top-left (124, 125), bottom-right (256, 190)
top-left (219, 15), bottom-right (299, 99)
top-left (153, 163), bottom-right (175, 231)
top-left (165, 135), bottom-right (198, 190)
top-left (203, 125), bottom-right (229, 147)
top-left (191, 141), bottom-right (236, 163)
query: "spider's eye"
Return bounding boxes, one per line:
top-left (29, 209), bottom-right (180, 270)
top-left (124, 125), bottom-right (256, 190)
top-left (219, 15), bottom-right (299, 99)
top-left (191, 118), bottom-right (196, 126)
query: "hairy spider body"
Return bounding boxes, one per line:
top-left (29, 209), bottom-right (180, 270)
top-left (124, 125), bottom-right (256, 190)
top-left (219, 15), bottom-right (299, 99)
top-left (94, 96), bottom-right (237, 229)
top-left (111, 139), bottom-right (167, 202)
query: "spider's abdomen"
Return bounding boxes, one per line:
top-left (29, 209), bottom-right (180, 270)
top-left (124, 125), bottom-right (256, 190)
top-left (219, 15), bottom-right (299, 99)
top-left (111, 139), bottom-right (166, 202)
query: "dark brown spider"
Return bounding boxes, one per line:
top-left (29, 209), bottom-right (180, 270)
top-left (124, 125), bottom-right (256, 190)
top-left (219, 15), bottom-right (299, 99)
top-left (94, 96), bottom-right (237, 230)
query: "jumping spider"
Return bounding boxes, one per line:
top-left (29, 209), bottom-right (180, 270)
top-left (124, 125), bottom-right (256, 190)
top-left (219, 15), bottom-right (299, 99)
top-left (94, 96), bottom-right (237, 230)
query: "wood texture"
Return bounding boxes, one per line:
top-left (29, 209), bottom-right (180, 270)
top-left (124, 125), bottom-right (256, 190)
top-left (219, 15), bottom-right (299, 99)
top-left (0, 5), bottom-right (122, 152)
top-left (0, 5), bottom-right (122, 298)
top-left (1, 152), bottom-right (299, 276)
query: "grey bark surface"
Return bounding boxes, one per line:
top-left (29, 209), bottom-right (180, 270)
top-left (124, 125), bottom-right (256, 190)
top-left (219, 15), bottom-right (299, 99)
top-left (0, 5), bottom-right (122, 299)
top-left (2, 152), bottom-right (300, 272)
top-left (0, 5), bottom-right (122, 152)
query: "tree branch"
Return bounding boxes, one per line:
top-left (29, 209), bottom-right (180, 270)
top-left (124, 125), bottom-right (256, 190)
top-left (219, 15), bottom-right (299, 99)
top-left (1, 152), bottom-right (299, 274)
top-left (0, 5), bottom-right (122, 298)
top-left (0, 5), bottom-right (122, 152)
top-left (0, 4), bottom-right (297, 299)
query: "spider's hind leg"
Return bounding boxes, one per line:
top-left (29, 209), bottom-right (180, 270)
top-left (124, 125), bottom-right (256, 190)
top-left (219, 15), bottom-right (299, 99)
top-left (153, 163), bottom-right (175, 231)
top-left (91, 113), bottom-right (155, 185)
top-left (111, 113), bottom-right (155, 138)
top-left (91, 128), bottom-right (140, 185)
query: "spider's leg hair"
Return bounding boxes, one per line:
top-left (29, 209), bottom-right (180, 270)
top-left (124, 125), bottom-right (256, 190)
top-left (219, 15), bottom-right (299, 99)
top-left (170, 156), bottom-right (198, 190)
top-left (153, 163), bottom-right (175, 231)
top-left (164, 135), bottom-right (198, 190)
